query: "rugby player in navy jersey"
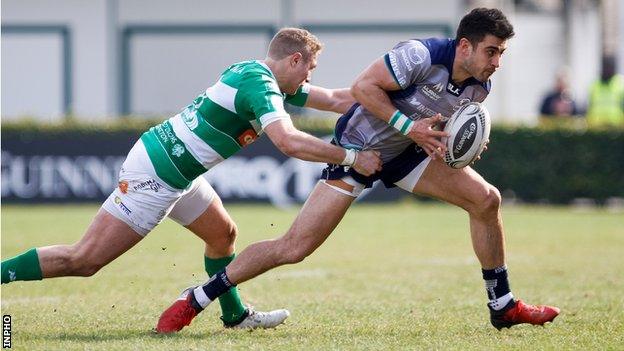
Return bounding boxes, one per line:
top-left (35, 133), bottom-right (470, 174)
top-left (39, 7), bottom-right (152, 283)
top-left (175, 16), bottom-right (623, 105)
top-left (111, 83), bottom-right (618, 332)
top-left (158, 8), bottom-right (559, 332)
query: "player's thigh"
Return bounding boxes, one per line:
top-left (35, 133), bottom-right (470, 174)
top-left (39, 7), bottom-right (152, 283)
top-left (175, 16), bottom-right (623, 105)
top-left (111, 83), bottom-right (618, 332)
top-left (103, 140), bottom-right (185, 236)
top-left (169, 177), bottom-right (234, 247)
top-left (281, 179), bottom-right (356, 252)
top-left (71, 208), bottom-right (143, 266)
top-left (411, 158), bottom-right (493, 211)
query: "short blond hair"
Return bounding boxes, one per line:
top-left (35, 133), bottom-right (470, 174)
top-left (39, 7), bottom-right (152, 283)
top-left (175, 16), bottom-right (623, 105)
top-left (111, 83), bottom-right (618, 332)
top-left (267, 27), bottom-right (323, 61)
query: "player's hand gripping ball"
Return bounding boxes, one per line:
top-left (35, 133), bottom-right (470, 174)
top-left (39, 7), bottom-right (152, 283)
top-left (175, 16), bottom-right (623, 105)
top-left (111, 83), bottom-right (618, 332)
top-left (442, 102), bottom-right (491, 169)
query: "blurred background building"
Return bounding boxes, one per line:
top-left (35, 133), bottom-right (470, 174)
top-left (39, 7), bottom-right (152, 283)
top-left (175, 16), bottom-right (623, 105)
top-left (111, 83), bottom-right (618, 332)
top-left (2, 0), bottom-right (622, 124)
top-left (2, 0), bottom-right (623, 206)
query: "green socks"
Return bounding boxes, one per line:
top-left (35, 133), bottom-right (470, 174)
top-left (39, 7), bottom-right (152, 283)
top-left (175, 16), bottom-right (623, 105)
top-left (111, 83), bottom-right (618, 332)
top-left (204, 254), bottom-right (246, 324)
top-left (1, 248), bottom-right (43, 284)
top-left (1, 250), bottom-right (247, 324)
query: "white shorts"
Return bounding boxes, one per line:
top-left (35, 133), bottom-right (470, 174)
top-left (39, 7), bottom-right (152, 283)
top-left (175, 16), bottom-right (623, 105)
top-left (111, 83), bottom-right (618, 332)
top-left (102, 140), bottom-right (217, 236)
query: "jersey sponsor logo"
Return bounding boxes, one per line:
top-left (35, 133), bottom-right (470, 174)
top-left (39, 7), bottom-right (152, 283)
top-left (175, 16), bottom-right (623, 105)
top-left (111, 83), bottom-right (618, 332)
top-left (156, 209), bottom-right (167, 222)
top-left (388, 52), bottom-right (407, 86)
top-left (408, 46), bottom-right (426, 65)
top-left (237, 129), bottom-right (258, 146)
top-left (447, 82), bottom-right (461, 96)
top-left (118, 180), bottom-right (129, 194)
top-left (409, 98), bottom-right (438, 117)
top-left (171, 144), bottom-right (185, 157)
top-left (181, 109), bottom-right (199, 130)
top-left (421, 85), bottom-right (442, 101)
top-left (230, 64), bottom-right (244, 74)
top-left (114, 196), bottom-right (132, 216)
top-left (155, 123), bottom-right (179, 145)
top-left (400, 48), bottom-right (413, 71)
top-left (132, 179), bottom-right (163, 193)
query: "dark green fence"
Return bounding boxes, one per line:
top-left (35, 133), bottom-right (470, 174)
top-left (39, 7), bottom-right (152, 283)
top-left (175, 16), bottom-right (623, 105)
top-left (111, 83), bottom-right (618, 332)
top-left (474, 127), bottom-right (624, 204)
top-left (2, 119), bottom-right (623, 204)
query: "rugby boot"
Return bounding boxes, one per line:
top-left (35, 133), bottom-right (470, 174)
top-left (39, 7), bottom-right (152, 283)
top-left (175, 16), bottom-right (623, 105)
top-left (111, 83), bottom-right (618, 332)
top-left (155, 287), bottom-right (202, 334)
top-left (224, 307), bottom-right (290, 329)
top-left (156, 287), bottom-right (291, 333)
top-left (490, 299), bottom-right (560, 330)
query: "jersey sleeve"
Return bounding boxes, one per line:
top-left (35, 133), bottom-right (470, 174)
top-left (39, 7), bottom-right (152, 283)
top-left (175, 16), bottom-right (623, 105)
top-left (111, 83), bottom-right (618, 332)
top-left (284, 83), bottom-right (311, 107)
top-left (242, 72), bottom-right (290, 129)
top-left (384, 40), bottom-right (432, 89)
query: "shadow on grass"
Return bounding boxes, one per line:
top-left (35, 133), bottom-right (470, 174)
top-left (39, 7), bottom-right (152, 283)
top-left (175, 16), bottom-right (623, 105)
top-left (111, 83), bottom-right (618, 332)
top-left (20, 327), bottom-right (305, 342)
top-left (21, 329), bottom-right (216, 342)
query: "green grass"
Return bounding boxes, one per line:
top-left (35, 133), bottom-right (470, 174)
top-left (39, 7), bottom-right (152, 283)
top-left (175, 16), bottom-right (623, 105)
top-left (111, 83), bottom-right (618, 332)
top-left (1, 203), bottom-right (623, 350)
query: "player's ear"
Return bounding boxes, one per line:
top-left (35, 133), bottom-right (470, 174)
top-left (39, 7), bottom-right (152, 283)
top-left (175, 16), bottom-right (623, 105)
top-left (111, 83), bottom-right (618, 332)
top-left (458, 38), bottom-right (473, 55)
top-left (290, 52), bottom-right (303, 67)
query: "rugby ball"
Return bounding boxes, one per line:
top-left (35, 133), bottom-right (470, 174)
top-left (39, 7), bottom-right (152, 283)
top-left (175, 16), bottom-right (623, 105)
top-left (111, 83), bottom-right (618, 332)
top-left (442, 102), bottom-right (491, 169)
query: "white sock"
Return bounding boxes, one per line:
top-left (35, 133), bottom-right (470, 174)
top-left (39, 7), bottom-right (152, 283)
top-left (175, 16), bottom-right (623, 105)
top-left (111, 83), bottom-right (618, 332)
top-left (489, 292), bottom-right (514, 311)
top-left (193, 286), bottom-right (213, 308)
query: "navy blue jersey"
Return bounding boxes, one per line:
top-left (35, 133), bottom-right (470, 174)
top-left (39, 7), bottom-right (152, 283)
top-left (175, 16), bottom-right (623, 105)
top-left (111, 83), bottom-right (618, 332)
top-left (337, 38), bottom-right (491, 162)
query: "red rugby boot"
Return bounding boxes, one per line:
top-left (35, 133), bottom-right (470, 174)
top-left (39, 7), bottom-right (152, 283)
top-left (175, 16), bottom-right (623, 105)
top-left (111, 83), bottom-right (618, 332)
top-left (490, 299), bottom-right (560, 330)
top-left (156, 287), bottom-right (202, 334)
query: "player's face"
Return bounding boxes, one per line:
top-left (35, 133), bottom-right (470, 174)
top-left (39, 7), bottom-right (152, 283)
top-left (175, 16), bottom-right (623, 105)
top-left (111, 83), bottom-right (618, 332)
top-left (287, 52), bottom-right (318, 94)
top-left (464, 34), bottom-right (507, 82)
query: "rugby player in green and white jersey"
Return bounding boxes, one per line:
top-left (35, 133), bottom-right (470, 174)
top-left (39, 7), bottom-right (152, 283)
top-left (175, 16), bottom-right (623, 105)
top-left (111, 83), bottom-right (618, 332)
top-left (1, 28), bottom-right (382, 330)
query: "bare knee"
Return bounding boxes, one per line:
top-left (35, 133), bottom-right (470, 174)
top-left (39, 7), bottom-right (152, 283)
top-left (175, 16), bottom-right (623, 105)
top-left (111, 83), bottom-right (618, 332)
top-left (225, 221), bottom-right (238, 248)
top-left (204, 220), bottom-right (238, 257)
top-left (469, 185), bottom-right (502, 219)
top-left (277, 235), bottom-right (313, 265)
top-left (219, 221), bottom-right (238, 253)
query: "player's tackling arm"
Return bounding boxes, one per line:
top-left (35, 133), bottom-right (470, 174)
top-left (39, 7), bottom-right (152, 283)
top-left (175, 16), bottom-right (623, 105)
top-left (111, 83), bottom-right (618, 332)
top-left (351, 57), bottom-right (448, 158)
top-left (303, 86), bottom-right (355, 114)
top-left (263, 118), bottom-right (381, 176)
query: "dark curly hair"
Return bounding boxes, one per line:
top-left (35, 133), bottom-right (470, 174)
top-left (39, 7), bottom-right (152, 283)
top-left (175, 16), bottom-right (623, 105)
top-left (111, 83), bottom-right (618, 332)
top-left (456, 8), bottom-right (514, 46)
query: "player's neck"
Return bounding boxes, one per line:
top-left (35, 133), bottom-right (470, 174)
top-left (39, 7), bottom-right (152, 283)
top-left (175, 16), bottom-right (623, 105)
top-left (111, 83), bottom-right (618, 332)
top-left (262, 58), bottom-right (278, 77)
top-left (451, 56), bottom-right (472, 85)
top-left (262, 58), bottom-right (288, 92)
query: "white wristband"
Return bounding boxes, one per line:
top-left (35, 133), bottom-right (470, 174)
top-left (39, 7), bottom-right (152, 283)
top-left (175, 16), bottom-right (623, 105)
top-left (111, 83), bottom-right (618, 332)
top-left (340, 148), bottom-right (358, 166)
top-left (388, 110), bottom-right (414, 135)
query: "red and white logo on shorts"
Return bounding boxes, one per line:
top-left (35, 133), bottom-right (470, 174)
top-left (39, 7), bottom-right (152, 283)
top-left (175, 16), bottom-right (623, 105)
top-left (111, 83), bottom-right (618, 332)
top-left (118, 181), bottom-right (129, 194)
top-left (237, 129), bottom-right (258, 146)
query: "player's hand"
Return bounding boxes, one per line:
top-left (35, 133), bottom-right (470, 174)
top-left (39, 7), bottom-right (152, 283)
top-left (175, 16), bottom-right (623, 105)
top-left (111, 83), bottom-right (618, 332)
top-left (472, 139), bottom-right (490, 163)
top-left (406, 114), bottom-right (449, 160)
top-left (353, 150), bottom-right (382, 176)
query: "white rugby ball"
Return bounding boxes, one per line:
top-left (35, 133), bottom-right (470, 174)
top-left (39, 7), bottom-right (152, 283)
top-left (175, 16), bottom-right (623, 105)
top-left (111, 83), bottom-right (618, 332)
top-left (442, 102), bottom-right (491, 169)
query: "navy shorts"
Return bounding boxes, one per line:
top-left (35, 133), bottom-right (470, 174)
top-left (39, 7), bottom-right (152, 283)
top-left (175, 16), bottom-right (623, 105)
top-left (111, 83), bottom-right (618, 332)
top-left (321, 142), bottom-right (429, 189)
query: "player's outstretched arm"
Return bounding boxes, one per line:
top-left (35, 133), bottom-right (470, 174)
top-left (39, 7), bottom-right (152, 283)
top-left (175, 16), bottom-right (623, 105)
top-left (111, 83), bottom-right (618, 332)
top-left (304, 86), bottom-right (356, 114)
top-left (351, 57), bottom-right (448, 158)
top-left (264, 119), bottom-right (381, 176)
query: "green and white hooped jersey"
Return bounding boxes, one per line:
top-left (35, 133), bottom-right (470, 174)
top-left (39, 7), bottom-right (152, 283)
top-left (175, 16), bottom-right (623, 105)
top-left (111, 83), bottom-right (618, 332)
top-left (141, 60), bottom-right (310, 189)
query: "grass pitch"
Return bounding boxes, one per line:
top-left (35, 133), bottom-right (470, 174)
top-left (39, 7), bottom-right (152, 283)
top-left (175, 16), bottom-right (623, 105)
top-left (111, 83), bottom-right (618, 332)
top-left (1, 202), bottom-right (623, 350)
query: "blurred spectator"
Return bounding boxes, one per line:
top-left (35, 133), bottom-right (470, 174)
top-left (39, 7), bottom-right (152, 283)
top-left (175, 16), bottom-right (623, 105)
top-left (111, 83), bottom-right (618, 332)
top-left (539, 68), bottom-right (580, 119)
top-left (586, 56), bottom-right (624, 127)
